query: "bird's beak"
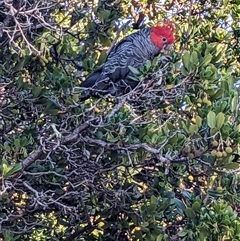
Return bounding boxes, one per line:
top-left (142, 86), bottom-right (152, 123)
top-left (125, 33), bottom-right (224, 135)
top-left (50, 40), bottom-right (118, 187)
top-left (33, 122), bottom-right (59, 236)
top-left (160, 44), bottom-right (173, 53)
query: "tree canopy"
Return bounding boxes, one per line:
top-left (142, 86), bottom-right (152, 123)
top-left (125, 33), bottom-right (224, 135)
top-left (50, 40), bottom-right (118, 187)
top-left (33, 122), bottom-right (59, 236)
top-left (0, 0), bottom-right (240, 240)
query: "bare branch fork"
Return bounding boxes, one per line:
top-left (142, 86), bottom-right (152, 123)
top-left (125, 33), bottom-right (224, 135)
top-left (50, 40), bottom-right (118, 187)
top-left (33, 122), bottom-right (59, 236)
top-left (21, 122), bottom-right (90, 169)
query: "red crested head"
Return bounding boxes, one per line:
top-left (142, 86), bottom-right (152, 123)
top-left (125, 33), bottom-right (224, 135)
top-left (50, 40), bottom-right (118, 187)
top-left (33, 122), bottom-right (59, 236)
top-left (150, 21), bottom-right (176, 49)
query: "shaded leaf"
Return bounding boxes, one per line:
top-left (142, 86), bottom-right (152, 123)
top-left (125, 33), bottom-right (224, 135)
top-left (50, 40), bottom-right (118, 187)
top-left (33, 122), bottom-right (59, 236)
top-left (185, 207), bottom-right (196, 219)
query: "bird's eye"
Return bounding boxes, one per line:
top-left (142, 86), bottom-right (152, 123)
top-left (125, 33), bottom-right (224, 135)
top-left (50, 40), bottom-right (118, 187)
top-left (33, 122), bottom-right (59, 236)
top-left (162, 37), bottom-right (167, 43)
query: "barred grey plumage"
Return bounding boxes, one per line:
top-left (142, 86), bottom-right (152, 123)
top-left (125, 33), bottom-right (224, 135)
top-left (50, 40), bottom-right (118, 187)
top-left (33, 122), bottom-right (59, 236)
top-left (79, 22), bottom-right (176, 101)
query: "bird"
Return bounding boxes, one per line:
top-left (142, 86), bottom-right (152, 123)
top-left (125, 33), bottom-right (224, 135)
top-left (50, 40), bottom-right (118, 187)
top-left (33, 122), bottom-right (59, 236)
top-left (79, 21), bottom-right (176, 101)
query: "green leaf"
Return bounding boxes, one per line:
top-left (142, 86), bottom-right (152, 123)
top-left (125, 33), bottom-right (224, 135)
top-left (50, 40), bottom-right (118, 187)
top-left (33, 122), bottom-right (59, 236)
top-left (128, 65), bottom-right (141, 75)
top-left (180, 120), bottom-right (189, 133)
top-left (168, 135), bottom-right (178, 145)
top-left (159, 199), bottom-right (171, 211)
top-left (212, 89), bottom-right (223, 100)
top-left (148, 203), bottom-right (157, 213)
top-left (98, 51), bottom-right (107, 65)
top-left (156, 234), bottom-right (163, 241)
top-left (219, 101), bottom-right (228, 112)
top-left (98, 9), bottom-right (111, 23)
top-left (178, 229), bottom-right (188, 237)
top-left (190, 51), bottom-right (199, 65)
top-left (2, 163), bottom-right (10, 176)
top-left (223, 0), bottom-right (229, 7)
top-left (3, 142), bottom-right (11, 152)
top-left (4, 163), bottom-right (22, 177)
top-left (192, 201), bottom-right (201, 211)
top-left (182, 52), bottom-right (191, 71)
top-left (207, 111), bottom-right (216, 128)
top-left (14, 138), bottom-right (21, 148)
top-left (144, 60), bottom-right (151, 71)
top-left (201, 53), bottom-right (212, 66)
top-left (223, 163), bottom-right (239, 169)
top-left (189, 124), bottom-right (199, 135)
top-left (151, 133), bottom-right (159, 144)
top-left (150, 195), bottom-right (157, 204)
top-left (207, 189), bottom-right (224, 197)
top-left (158, 136), bottom-right (167, 144)
top-left (210, 127), bottom-right (218, 136)
top-left (106, 133), bottom-right (119, 143)
top-left (184, 207), bottom-right (196, 219)
top-left (2, 229), bottom-right (20, 241)
top-left (45, 109), bottom-right (59, 115)
top-left (199, 229), bottom-right (208, 241)
top-left (129, 214), bottom-right (138, 225)
top-left (32, 86), bottom-right (42, 97)
top-left (99, 34), bottom-right (111, 46)
top-left (231, 95), bottom-right (238, 113)
top-left (216, 112), bottom-right (225, 129)
top-left (13, 58), bottom-right (25, 72)
top-left (180, 66), bottom-right (188, 76)
top-left (195, 116), bottom-right (202, 127)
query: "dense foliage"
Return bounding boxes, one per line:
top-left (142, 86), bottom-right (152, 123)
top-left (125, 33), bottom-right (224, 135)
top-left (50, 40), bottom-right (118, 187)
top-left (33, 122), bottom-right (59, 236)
top-left (0, 0), bottom-right (240, 240)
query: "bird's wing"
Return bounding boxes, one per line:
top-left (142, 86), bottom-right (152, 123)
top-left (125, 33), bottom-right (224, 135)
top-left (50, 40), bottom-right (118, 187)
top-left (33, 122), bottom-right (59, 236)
top-left (79, 66), bottom-right (103, 87)
top-left (102, 38), bottom-right (137, 81)
top-left (80, 34), bottom-right (144, 89)
top-left (79, 39), bottom-right (135, 88)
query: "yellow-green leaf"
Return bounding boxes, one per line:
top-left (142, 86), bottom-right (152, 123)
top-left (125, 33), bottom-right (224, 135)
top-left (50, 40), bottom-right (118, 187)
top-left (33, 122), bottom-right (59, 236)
top-left (180, 66), bottom-right (188, 76)
top-left (189, 124), bottom-right (199, 135)
top-left (190, 51), bottom-right (199, 65)
top-left (201, 53), bottom-right (212, 66)
top-left (216, 112), bottom-right (225, 129)
top-left (196, 116), bottom-right (202, 127)
top-left (150, 195), bottom-right (157, 204)
top-left (231, 95), bottom-right (238, 113)
top-left (98, 51), bottom-right (107, 65)
top-left (207, 111), bottom-right (216, 128)
top-left (156, 234), bottom-right (164, 241)
top-left (182, 52), bottom-right (191, 71)
top-left (4, 163), bottom-right (22, 177)
top-left (223, 163), bottom-right (239, 170)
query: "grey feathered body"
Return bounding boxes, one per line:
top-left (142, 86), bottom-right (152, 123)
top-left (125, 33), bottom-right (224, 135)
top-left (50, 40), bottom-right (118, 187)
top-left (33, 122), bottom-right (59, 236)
top-left (80, 28), bottom-right (161, 99)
